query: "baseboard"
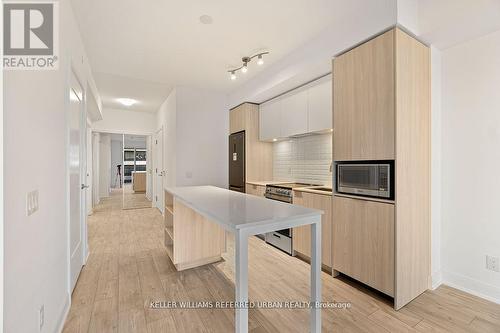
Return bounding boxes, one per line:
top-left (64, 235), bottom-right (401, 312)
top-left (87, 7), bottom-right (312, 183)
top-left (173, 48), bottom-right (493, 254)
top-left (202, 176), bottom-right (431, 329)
top-left (84, 250), bottom-right (90, 265)
top-left (442, 270), bottom-right (500, 305)
top-left (55, 292), bottom-right (71, 333)
top-left (431, 270), bottom-right (443, 290)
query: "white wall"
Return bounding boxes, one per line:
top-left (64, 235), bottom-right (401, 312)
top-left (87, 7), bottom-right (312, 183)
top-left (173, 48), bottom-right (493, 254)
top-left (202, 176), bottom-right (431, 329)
top-left (99, 134), bottom-right (111, 197)
top-left (156, 87), bottom-right (228, 190)
top-left (86, 124), bottom-right (93, 214)
top-left (92, 108), bottom-right (156, 135)
top-left (158, 89), bottom-right (177, 188)
top-left (92, 133), bottom-right (101, 205)
top-left (176, 87), bottom-right (228, 187)
top-left (123, 136), bottom-right (147, 149)
top-left (441, 29), bottom-right (500, 303)
top-left (110, 138), bottom-right (123, 188)
top-left (3, 0), bottom-right (101, 331)
top-left (227, 0), bottom-right (397, 107)
top-left (430, 46), bottom-right (443, 288)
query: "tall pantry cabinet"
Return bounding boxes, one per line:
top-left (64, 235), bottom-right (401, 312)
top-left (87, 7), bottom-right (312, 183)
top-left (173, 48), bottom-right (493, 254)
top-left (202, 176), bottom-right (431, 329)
top-left (332, 27), bottom-right (431, 310)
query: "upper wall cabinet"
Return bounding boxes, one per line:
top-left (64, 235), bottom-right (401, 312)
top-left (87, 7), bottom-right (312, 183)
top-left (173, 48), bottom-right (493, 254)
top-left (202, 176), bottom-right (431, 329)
top-left (308, 76), bottom-right (332, 133)
top-left (333, 30), bottom-right (395, 160)
top-left (259, 98), bottom-right (282, 141)
top-left (259, 74), bottom-right (332, 141)
top-left (281, 88), bottom-right (308, 137)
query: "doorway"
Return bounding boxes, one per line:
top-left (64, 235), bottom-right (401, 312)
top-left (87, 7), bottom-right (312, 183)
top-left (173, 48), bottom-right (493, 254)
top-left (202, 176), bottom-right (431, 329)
top-left (121, 134), bottom-right (151, 210)
top-left (91, 131), bottom-right (153, 210)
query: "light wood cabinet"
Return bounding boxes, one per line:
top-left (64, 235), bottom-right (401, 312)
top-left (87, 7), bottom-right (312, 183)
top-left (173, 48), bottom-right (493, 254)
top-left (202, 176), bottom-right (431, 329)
top-left (333, 29), bottom-right (395, 160)
top-left (230, 103), bottom-right (273, 182)
top-left (281, 88), bottom-right (308, 137)
top-left (132, 172), bottom-right (146, 192)
top-left (332, 28), bottom-right (430, 309)
top-left (293, 191), bottom-right (332, 268)
top-left (259, 99), bottom-right (281, 141)
top-left (164, 191), bottom-right (226, 271)
top-left (308, 76), bottom-right (332, 133)
top-left (333, 196), bottom-right (394, 296)
top-left (245, 184), bottom-right (266, 197)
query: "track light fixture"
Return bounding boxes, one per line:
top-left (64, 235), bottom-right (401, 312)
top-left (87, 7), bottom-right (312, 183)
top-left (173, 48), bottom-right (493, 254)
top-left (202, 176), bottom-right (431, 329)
top-left (228, 51), bottom-right (269, 80)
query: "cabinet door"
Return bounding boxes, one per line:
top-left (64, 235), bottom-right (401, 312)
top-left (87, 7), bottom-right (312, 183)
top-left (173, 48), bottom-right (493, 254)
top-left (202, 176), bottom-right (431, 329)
top-left (308, 76), bottom-right (332, 133)
top-left (245, 184), bottom-right (265, 197)
top-left (333, 29), bottom-right (395, 160)
top-left (229, 104), bottom-right (245, 134)
top-left (333, 196), bottom-right (394, 296)
top-left (281, 88), bottom-right (308, 137)
top-left (259, 99), bottom-right (281, 141)
top-left (293, 191), bottom-right (332, 268)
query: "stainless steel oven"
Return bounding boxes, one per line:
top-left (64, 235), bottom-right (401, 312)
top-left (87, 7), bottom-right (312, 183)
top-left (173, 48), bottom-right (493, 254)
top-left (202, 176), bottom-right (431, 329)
top-left (336, 161), bottom-right (393, 199)
top-left (263, 183), bottom-right (318, 255)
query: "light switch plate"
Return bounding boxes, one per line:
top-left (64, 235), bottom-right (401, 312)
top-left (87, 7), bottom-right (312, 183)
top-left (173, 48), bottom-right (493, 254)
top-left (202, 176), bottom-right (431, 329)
top-left (27, 190), bottom-right (39, 216)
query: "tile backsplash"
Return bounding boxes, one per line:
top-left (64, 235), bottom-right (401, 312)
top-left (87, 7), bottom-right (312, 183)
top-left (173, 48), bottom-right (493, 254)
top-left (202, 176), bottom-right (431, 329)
top-left (273, 133), bottom-right (333, 185)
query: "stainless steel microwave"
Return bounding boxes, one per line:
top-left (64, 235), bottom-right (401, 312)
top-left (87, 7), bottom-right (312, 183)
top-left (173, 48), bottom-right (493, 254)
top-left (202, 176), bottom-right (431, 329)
top-left (336, 161), bottom-right (393, 199)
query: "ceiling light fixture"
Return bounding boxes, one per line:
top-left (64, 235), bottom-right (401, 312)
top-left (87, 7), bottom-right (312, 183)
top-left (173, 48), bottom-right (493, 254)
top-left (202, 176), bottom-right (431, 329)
top-left (227, 51), bottom-right (269, 80)
top-left (117, 98), bottom-right (138, 107)
top-left (257, 54), bottom-right (264, 65)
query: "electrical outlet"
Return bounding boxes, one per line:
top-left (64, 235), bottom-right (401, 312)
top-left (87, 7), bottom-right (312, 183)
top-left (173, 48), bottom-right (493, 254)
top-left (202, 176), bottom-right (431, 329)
top-left (26, 190), bottom-right (39, 216)
top-left (486, 255), bottom-right (500, 272)
top-left (39, 305), bottom-right (44, 331)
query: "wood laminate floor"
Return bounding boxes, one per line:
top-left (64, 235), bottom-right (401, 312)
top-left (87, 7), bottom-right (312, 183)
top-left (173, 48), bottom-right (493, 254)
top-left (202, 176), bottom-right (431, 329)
top-left (109, 185), bottom-right (152, 210)
top-left (63, 194), bottom-right (500, 333)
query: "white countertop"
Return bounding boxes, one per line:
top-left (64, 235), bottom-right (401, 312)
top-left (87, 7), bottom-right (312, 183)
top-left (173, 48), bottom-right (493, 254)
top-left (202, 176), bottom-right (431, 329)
top-left (165, 186), bottom-right (322, 232)
top-left (293, 186), bottom-right (333, 196)
top-left (245, 180), bottom-right (290, 186)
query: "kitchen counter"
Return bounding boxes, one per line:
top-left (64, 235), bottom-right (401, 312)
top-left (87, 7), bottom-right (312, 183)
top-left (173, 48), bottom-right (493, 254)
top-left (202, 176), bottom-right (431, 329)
top-left (165, 185), bottom-right (323, 333)
top-left (245, 180), bottom-right (289, 186)
top-left (166, 186), bottom-right (322, 231)
top-left (294, 186), bottom-right (333, 196)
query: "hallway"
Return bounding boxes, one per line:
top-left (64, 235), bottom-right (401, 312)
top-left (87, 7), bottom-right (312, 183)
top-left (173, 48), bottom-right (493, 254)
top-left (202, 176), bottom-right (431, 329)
top-left (62, 194), bottom-right (500, 333)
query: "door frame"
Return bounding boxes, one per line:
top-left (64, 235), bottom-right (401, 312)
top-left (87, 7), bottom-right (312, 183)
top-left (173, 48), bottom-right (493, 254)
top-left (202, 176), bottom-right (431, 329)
top-left (153, 127), bottom-right (164, 213)
top-left (92, 130), bottom-right (154, 210)
top-left (86, 119), bottom-right (93, 216)
top-left (66, 66), bottom-right (88, 293)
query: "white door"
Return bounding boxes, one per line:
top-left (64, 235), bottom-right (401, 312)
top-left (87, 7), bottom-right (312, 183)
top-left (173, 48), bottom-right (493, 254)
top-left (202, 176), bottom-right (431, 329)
top-left (69, 73), bottom-right (86, 292)
top-left (154, 128), bottom-right (164, 212)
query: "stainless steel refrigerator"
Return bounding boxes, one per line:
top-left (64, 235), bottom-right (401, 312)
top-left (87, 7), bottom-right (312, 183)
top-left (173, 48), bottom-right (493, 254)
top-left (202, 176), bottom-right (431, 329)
top-left (229, 131), bottom-right (245, 193)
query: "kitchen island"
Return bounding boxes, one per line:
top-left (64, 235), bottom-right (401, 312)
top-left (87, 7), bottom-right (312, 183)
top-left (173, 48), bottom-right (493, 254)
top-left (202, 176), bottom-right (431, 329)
top-left (164, 185), bottom-right (323, 333)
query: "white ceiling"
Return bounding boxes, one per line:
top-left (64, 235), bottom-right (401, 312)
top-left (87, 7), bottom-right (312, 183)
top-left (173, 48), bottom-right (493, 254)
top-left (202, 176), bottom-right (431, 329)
top-left (70, 0), bottom-right (345, 112)
top-left (417, 0), bottom-right (500, 49)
